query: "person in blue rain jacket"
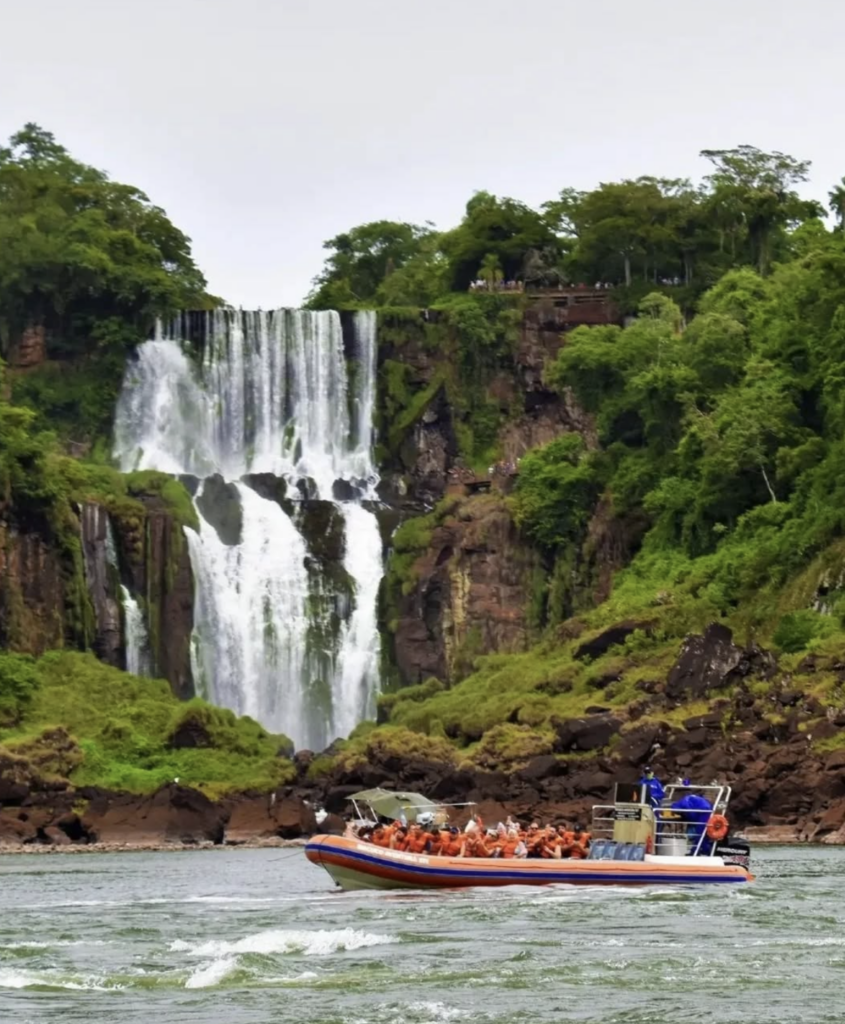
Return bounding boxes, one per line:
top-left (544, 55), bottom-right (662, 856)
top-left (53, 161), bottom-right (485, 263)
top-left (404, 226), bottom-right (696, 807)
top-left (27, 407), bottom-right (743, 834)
top-left (639, 767), bottom-right (665, 808)
top-left (670, 783), bottom-right (713, 852)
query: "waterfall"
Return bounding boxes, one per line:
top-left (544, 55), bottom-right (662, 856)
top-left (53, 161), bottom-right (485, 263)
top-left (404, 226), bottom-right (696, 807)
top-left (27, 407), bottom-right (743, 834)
top-left (121, 585), bottom-right (152, 677)
top-left (113, 309), bottom-right (382, 750)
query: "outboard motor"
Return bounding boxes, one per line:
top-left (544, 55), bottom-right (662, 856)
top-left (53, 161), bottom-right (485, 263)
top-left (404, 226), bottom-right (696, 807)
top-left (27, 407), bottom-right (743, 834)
top-left (714, 838), bottom-right (751, 871)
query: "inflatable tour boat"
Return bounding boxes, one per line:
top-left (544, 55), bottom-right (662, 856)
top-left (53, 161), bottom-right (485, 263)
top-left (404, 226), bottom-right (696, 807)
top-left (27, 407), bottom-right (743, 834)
top-left (305, 781), bottom-right (753, 890)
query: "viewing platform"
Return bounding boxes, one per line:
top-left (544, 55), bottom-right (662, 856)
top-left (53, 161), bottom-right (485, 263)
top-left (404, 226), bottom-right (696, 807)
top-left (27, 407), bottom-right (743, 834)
top-left (467, 282), bottom-right (620, 327)
top-left (524, 285), bottom-right (619, 326)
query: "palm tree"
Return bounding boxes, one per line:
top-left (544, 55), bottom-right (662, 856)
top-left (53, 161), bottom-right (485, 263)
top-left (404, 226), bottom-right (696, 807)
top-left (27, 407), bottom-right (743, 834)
top-left (829, 178), bottom-right (845, 230)
top-left (478, 253), bottom-right (503, 291)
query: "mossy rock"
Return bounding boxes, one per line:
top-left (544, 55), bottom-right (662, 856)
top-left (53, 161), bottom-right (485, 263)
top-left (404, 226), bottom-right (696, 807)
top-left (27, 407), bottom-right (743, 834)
top-left (297, 501), bottom-right (346, 564)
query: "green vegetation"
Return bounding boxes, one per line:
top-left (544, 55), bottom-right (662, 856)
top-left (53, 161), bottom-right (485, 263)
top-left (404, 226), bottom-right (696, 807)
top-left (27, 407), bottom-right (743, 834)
top-left (0, 651), bottom-right (294, 797)
top-left (309, 144), bottom-right (845, 773)
top-left (0, 124), bottom-right (214, 447)
top-left (305, 146), bottom-right (831, 313)
top-left (0, 123), bottom-right (208, 358)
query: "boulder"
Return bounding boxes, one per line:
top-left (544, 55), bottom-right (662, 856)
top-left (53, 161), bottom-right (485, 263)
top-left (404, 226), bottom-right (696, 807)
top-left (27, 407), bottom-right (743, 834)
top-left (811, 799), bottom-right (845, 843)
top-left (665, 623), bottom-right (777, 701)
top-left (196, 474), bottom-right (242, 546)
top-left (42, 826), bottom-right (72, 846)
top-left (225, 794), bottom-right (317, 843)
top-left (518, 755), bottom-right (565, 783)
top-left (614, 723), bottom-right (662, 765)
top-left (553, 714), bottom-right (621, 753)
top-left (332, 479), bottom-right (356, 502)
top-left (0, 776), bottom-right (30, 805)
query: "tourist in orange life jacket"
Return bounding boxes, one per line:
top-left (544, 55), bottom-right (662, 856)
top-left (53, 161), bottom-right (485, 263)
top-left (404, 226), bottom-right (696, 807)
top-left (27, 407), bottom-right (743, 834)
top-left (533, 827), bottom-right (557, 859)
top-left (405, 823), bottom-right (432, 854)
top-left (427, 827), bottom-right (443, 855)
top-left (463, 829), bottom-right (493, 857)
top-left (441, 827), bottom-right (463, 857)
top-left (390, 826), bottom-right (409, 851)
top-left (568, 825), bottom-right (590, 859)
top-left (370, 825), bottom-right (389, 847)
top-left (496, 828), bottom-right (522, 859)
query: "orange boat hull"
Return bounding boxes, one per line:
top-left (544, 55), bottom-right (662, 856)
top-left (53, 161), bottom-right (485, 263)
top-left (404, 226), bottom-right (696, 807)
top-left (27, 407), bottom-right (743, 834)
top-left (305, 835), bottom-right (752, 890)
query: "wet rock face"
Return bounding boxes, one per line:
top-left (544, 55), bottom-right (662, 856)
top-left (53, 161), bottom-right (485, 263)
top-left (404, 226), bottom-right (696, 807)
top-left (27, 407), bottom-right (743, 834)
top-left (241, 473), bottom-right (291, 513)
top-left (196, 475), bottom-right (243, 546)
top-left (224, 794), bottom-right (317, 843)
top-left (81, 784), bottom-right (228, 846)
top-left (296, 502), bottom-right (346, 565)
top-left (391, 495), bottom-right (534, 684)
top-left (79, 502), bottom-right (122, 666)
top-left (0, 522), bottom-right (65, 653)
top-left (380, 311), bottom-right (596, 506)
top-left (666, 623), bottom-right (778, 701)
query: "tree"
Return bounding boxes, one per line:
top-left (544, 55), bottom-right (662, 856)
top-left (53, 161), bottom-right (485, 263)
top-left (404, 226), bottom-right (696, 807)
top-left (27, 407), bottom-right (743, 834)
top-left (829, 177), bottom-right (845, 230)
top-left (441, 192), bottom-right (557, 291)
top-left (701, 145), bottom-right (822, 275)
top-left (478, 253), bottom-right (503, 290)
top-left (306, 220), bottom-right (435, 308)
top-left (0, 123), bottom-right (207, 356)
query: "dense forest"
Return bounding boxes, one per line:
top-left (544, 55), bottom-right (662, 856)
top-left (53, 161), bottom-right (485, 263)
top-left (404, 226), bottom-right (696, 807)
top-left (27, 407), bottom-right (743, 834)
top-left (5, 123), bottom-right (845, 798)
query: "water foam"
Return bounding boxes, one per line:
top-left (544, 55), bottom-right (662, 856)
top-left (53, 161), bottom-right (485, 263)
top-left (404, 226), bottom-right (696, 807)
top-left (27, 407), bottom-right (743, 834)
top-left (171, 927), bottom-right (394, 958)
top-left (184, 957), bottom-right (238, 989)
top-left (0, 968), bottom-right (118, 991)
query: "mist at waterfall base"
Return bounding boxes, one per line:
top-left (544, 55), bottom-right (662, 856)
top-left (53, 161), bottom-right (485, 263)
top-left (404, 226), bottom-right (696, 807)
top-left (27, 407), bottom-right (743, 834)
top-left (113, 310), bottom-right (382, 751)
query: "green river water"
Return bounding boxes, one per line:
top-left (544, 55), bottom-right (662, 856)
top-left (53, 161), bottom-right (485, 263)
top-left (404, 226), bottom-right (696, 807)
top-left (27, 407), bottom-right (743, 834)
top-left (0, 846), bottom-right (842, 1023)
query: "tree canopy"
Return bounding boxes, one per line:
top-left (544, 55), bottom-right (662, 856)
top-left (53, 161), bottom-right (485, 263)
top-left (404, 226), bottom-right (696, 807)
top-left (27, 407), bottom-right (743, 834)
top-left (0, 123), bottom-right (208, 357)
top-left (306, 144), bottom-right (831, 312)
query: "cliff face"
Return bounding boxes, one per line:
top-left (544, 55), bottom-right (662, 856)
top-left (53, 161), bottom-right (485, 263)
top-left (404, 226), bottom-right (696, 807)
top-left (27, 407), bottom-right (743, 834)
top-left (389, 493), bottom-right (537, 684)
top-left (377, 306), bottom-right (595, 509)
top-left (112, 495), bottom-right (195, 698)
top-left (379, 305), bottom-right (603, 685)
top-left (0, 492), bottom-right (194, 698)
top-left (0, 522), bottom-right (67, 654)
top-left (79, 503), bottom-right (121, 666)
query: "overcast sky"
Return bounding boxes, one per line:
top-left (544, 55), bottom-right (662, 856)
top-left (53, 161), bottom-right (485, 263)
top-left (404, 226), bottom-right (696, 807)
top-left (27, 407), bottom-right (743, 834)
top-left (3, 0), bottom-right (844, 307)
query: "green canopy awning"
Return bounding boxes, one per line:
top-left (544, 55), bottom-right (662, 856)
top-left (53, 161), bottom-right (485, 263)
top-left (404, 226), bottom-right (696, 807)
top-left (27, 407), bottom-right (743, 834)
top-left (350, 788), bottom-right (441, 823)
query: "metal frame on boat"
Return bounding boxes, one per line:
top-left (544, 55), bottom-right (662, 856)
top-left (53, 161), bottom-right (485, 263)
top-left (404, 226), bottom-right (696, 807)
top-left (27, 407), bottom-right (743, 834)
top-left (306, 779), bottom-right (753, 890)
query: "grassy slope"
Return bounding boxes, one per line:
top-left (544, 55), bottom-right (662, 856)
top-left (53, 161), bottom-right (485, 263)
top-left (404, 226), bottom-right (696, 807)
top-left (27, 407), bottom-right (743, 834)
top-left (338, 532), bottom-right (845, 775)
top-left (0, 651), bottom-right (294, 798)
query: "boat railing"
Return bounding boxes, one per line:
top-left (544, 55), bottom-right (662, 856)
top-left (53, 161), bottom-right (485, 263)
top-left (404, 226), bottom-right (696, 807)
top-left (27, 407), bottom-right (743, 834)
top-left (654, 782), bottom-right (731, 857)
top-left (590, 807), bottom-right (616, 842)
top-left (591, 781), bottom-right (733, 858)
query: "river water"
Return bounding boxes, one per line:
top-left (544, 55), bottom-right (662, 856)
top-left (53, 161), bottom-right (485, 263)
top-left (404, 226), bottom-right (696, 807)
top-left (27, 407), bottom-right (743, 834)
top-left (0, 846), bottom-right (841, 1023)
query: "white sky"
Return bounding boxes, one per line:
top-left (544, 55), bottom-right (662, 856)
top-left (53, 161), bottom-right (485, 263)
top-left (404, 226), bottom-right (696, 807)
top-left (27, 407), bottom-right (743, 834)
top-left (2, 0), bottom-right (844, 307)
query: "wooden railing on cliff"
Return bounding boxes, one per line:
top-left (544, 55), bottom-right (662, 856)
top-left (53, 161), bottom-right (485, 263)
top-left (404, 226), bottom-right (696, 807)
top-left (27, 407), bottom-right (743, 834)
top-left (467, 283), bottom-right (621, 327)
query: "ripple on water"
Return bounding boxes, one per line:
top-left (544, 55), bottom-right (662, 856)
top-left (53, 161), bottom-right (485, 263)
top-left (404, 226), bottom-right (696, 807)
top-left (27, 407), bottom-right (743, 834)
top-left (0, 846), bottom-right (842, 1024)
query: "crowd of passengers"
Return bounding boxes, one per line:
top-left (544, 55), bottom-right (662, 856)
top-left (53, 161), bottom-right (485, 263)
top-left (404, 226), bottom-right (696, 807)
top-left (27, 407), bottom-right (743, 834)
top-left (355, 817), bottom-right (592, 859)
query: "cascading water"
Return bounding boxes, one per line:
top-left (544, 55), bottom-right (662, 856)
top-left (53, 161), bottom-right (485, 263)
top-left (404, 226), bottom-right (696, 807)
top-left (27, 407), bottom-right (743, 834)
top-left (113, 309), bottom-right (382, 750)
top-left (121, 585), bottom-right (152, 677)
